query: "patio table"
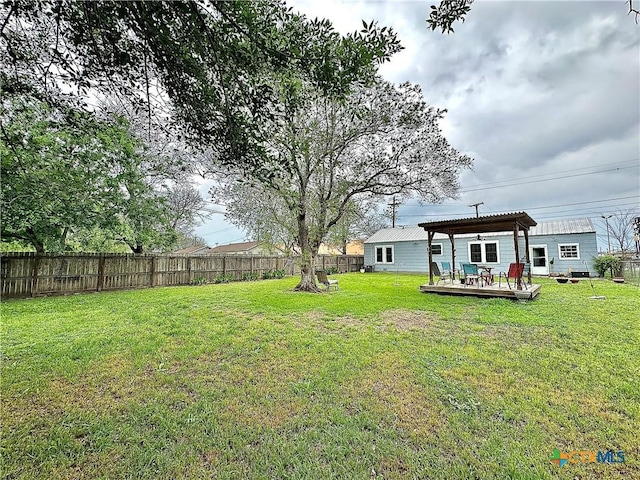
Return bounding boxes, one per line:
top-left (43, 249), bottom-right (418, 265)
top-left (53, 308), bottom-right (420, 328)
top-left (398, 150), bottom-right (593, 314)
top-left (477, 265), bottom-right (494, 286)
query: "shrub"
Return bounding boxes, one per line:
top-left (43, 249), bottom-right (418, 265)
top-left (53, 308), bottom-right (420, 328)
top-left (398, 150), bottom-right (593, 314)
top-left (190, 276), bottom-right (207, 286)
top-left (326, 266), bottom-right (339, 275)
top-left (261, 269), bottom-right (286, 280)
top-left (213, 274), bottom-right (233, 284)
top-left (242, 272), bottom-right (259, 282)
top-left (593, 255), bottom-right (623, 278)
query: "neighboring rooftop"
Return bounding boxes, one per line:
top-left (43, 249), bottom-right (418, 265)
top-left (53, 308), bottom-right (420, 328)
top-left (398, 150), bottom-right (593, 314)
top-left (208, 241), bottom-right (263, 253)
top-left (171, 244), bottom-right (211, 255)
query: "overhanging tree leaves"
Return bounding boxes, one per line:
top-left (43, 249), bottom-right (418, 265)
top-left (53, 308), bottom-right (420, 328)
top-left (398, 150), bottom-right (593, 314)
top-left (427, 0), bottom-right (639, 33)
top-left (1, 0), bottom-right (402, 174)
top-left (214, 79), bottom-right (472, 292)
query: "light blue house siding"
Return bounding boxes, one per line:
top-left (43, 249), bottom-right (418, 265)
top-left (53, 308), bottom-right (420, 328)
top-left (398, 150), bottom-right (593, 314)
top-left (364, 219), bottom-right (598, 276)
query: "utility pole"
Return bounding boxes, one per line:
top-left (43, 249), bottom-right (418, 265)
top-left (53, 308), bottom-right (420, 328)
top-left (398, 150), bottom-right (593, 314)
top-left (633, 217), bottom-right (640, 256)
top-left (468, 202), bottom-right (484, 218)
top-left (602, 214), bottom-right (613, 253)
top-left (388, 196), bottom-right (400, 228)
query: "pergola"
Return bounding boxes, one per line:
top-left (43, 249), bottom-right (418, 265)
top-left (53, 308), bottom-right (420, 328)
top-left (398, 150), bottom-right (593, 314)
top-left (418, 212), bottom-right (537, 290)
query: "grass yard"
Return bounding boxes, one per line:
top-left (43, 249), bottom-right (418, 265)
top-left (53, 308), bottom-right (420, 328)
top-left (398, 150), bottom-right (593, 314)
top-left (1, 274), bottom-right (638, 479)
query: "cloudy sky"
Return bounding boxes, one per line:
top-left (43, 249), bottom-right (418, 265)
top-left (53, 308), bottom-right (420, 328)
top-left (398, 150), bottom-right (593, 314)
top-left (196, 0), bottom-right (639, 250)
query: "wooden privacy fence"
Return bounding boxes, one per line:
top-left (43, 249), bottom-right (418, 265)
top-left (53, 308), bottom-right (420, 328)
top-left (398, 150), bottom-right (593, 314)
top-left (0, 252), bottom-right (365, 298)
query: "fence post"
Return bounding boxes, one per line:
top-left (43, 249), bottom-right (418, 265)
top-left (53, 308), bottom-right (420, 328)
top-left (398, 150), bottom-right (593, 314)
top-left (150, 256), bottom-right (156, 287)
top-left (186, 257), bottom-right (192, 284)
top-left (30, 254), bottom-right (41, 297)
top-left (97, 255), bottom-right (105, 291)
top-left (222, 256), bottom-right (226, 276)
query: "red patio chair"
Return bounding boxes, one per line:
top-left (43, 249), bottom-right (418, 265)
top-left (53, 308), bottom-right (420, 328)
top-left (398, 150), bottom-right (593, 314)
top-left (498, 263), bottom-right (524, 290)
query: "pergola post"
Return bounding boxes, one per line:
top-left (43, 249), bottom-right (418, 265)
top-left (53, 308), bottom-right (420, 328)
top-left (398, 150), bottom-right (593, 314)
top-left (513, 224), bottom-right (521, 290)
top-left (449, 233), bottom-right (456, 281)
top-left (523, 228), bottom-right (531, 284)
top-left (427, 231), bottom-right (435, 285)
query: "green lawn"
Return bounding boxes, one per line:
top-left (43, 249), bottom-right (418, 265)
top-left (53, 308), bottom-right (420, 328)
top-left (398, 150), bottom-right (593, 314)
top-left (1, 274), bottom-right (638, 479)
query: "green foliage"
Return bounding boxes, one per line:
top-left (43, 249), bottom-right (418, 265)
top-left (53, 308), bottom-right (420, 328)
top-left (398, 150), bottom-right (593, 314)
top-left (261, 269), bottom-right (286, 280)
top-left (326, 266), bottom-right (339, 275)
top-left (2, 275), bottom-right (638, 478)
top-left (593, 255), bottom-right (623, 278)
top-left (3, 0), bottom-right (402, 175)
top-left (0, 95), bottom-right (180, 254)
top-left (242, 272), bottom-right (260, 282)
top-left (190, 276), bottom-right (207, 286)
top-left (426, 0), bottom-right (473, 34)
top-left (0, 240), bottom-right (35, 253)
top-left (0, 98), bottom-right (134, 252)
top-left (212, 274), bottom-right (233, 284)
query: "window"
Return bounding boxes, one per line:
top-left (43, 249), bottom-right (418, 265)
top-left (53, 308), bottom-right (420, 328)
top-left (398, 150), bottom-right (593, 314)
top-left (559, 243), bottom-right (580, 259)
top-left (485, 243), bottom-right (498, 263)
top-left (470, 243), bottom-right (482, 262)
top-left (375, 245), bottom-right (394, 264)
top-left (430, 243), bottom-right (443, 256)
top-left (468, 241), bottom-right (500, 264)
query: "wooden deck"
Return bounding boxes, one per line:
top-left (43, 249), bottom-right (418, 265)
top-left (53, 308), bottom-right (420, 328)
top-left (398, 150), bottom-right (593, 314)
top-left (419, 280), bottom-right (542, 300)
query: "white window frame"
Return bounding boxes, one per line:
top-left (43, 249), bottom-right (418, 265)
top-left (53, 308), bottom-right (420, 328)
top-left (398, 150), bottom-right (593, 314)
top-left (467, 241), bottom-right (500, 264)
top-left (375, 245), bottom-right (395, 264)
top-left (558, 243), bottom-right (580, 260)
top-left (430, 243), bottom-right (443, 256)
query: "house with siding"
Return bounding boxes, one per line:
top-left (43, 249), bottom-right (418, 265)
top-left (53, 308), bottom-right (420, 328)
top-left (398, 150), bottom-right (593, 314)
top-left (364, 218), bottom-right (597, 276)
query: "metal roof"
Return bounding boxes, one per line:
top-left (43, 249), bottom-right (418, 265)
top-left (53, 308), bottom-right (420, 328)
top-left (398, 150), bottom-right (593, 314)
top-left (529, 218), bottom-right (595, 235)
top-left (365, 218), bottom-right (595, 243)
top-left (364, 227), bottom-right (443, 243)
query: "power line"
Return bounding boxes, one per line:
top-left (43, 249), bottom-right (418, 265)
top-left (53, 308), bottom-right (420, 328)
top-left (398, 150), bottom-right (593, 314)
top-left (198, 225), bottom-right (238, 236)
top-left (460, 165), bottom-right (638, 194)
top-left (397, 195), bottom-right (639, 218)
top-left (460, 159), bottom-right (638, 190)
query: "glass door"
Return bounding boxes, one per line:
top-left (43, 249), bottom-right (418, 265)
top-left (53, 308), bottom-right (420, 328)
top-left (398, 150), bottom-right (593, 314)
top-left (530, 245), bottom-right (548, 275)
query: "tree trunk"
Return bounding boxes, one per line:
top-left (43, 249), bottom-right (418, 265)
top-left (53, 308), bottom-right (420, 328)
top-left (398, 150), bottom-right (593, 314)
top-left (293, 209), bottom-right (321, 292)
top-left (130, 243), bottom-right (144, 254)
top-left (294, 249), bottom-right (321, 292)
top-left (26, 228), bottom-right (45, 254)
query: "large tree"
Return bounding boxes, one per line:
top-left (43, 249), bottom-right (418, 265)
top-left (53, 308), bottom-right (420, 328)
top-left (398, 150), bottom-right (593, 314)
top-left (214, 79), bottom-right (472, 291)
top-left (1, 93), bottom-right (205, 253)
top-left (0, 97), bottom-right (137, 252)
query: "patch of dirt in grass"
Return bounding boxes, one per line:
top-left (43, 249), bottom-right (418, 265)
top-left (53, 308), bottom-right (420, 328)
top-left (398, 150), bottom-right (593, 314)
top-left (186, 349), bottom-right (311, 429)
top-left (379, 309), bottom-right (441, 331)
top-left (291, 310), bottom-right (367, 333)
top-left (342, 351), bottom-right (443, 443)
top-left (4, 353), bottom-right (142, 420)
